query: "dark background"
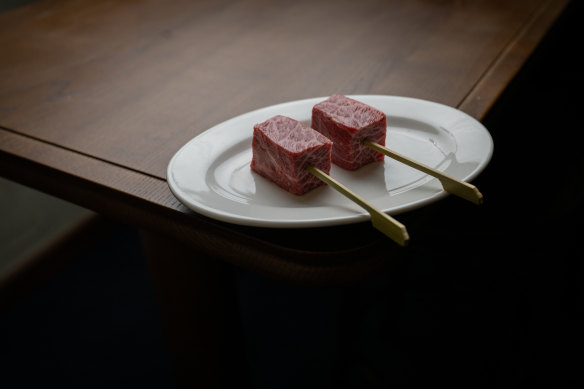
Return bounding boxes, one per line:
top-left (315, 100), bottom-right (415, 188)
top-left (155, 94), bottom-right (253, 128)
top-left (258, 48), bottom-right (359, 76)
top-left (1, 1), bottom-right (582, 388)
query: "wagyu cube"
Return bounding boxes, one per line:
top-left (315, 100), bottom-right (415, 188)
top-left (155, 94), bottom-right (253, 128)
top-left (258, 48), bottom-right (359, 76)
top-left (250, 115), bottom-right (332, 195)
top-left (312, 94), bottom-right (386, 170)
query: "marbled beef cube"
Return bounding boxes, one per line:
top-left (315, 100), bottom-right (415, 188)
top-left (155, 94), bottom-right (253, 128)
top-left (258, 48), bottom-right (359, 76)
top-left (312, 94), bottom-right (386, 170)
top-left (250, 115), bottom-right (332, 195)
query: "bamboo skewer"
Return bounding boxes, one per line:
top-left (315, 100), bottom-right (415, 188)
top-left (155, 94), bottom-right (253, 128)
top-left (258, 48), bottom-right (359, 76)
top-left (307, 165), bottom-right (409, 246)
top-left (364, 140), bottom-right (483, 205)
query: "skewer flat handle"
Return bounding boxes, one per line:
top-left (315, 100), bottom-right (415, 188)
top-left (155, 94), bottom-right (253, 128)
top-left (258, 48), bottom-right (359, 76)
top-left (364, 141), bottom-right (483, 205)
top-left (307, 166), bottom-right (409, 246)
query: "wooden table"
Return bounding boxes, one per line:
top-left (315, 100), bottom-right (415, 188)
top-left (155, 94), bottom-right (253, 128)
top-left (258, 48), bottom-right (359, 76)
top-left (0, 0), bottom-right (571, 387)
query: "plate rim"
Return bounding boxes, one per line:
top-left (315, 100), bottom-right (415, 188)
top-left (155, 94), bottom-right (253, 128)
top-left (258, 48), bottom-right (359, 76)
top-left (167, 94), bottom-right (493, 228)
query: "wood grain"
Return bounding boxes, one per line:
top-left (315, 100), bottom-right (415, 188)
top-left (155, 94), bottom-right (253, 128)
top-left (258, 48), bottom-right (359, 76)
top-left (0, 0), bottom-right (567, 178)
top-left (0, 0), bottom-right (570, 282)
top-left (458, 0), bottom-right (569, 118)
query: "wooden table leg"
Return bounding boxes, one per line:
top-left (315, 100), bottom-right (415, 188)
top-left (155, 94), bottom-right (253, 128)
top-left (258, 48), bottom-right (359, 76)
top-left (140, 230), bottom-right (249, 389)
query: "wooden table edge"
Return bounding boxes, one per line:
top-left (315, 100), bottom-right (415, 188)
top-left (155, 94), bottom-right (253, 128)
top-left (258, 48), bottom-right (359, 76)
top-left (0, 0), bottom-right (572, 285)
top-left (0, 127), bottom-right (400, 285)
top-left (458, 0), bottom-right (571, 120)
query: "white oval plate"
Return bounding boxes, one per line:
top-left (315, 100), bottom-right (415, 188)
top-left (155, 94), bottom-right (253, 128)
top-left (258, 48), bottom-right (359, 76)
top-left (167, 95), bottom-right (493, 228)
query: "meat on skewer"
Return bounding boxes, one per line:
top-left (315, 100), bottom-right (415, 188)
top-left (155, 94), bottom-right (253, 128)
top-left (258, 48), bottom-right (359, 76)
top-left (250, 115), bottom-right (332, 195)
top-left (312, 94), bottom-right (386, 170)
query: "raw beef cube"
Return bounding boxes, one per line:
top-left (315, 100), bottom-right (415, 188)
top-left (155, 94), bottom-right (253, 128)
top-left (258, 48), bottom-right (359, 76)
top-left (312, 94), bottom-right (386, 170)
top-left (250, 115), bottom-right (332, 195)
